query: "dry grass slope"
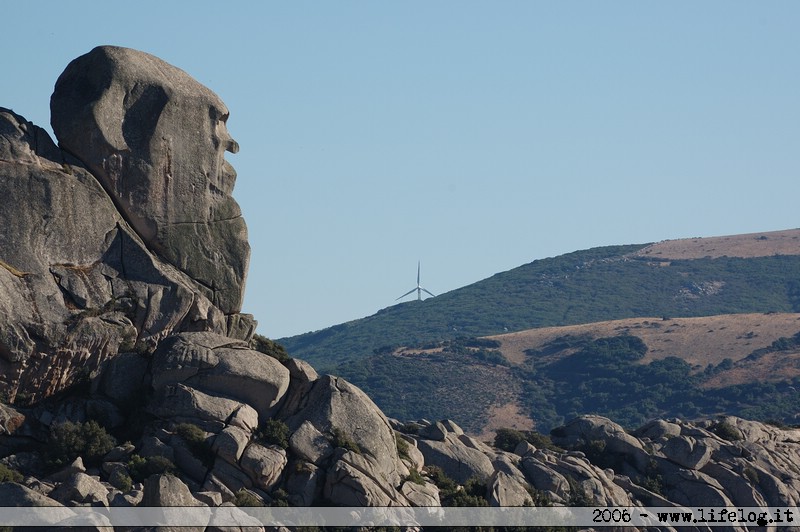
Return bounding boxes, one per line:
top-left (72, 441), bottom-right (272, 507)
top-left (488, 313), bottom-right (800, 373)
top-left (628, 228), bottom-right (800, 260)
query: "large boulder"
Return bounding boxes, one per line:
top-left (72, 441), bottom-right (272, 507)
top-left (151, 332), bottom-right (290, 420)
top-left (285, 461), bottom-right (322, 506)
top-left (147, 383), bottom-right (258, 432)
top-left (0, 103), bottom-right (239, 403)
top-left (0, 44), bottom-right (258, 403)
top-left (143, 474), bottom-right (205, 532)
top-left (551, 415), bottom-right (651, 473)
top-left (212, 425), bottom-right (252, 465)
top-left (416, 434), bottom-right (495, 484)
top-left (240, 442), bottom-right (287, 491)
top-left (0, 482), bottom-right (64, 507)
top-left (661, 466), bottom-right (734, 507)
top-left (487, 470), bottom-right (533, 507)
top-left (49, 472), bottom-right (110, 506)
top-left (400, 479), bottom-right (441, 507)
top-left (285, 375), bottom-right (404, 488)
top-left (51, 45), bottom-right (249, 314)
top-left (324, 450), bottom-right (408, 506)
top-left (143, 474), bottom-right (205, 506)
top-left (661, 435), bottom-right (713, 470)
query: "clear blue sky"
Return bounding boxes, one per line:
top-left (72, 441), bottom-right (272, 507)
top-left (4, 2), bottom-right (799, 339)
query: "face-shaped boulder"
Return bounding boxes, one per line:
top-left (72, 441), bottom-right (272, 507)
top-left (51, 46), bottom-right (249, 313)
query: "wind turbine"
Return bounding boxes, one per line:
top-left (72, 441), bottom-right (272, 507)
top-left (396, 261), bottom-right (436, 301)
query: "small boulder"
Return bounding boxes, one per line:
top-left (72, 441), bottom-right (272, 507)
top-left (49, 472), bottom-right (110, 506)
top-left (285, 461), bottom-right (321, 506)
top-left (143, 473), bottom-right (204, 507)
top-left (661, 435), bottom-right (712, 470)
top-left (635, 419), bottom-right (682, 441)
top-left (288, 420), bottom-right (333, 465)
top-left (212, 425), bottom-right (252, 465)
top-left (0, 482), bottom-right (65, 507)
top-left (440, 419), bottom-right (464, 436)
top-left (240, 442), bottom-right (287, 491)
top-left (401, 479), bottom-right (441, 507)
top-left (487, 470), bottom-right (533, 507)
top-left (46, 456), bottom-right (86, 483)
top-left (210, 459), bottom-right (253, 494)
top-left (419, 421), bottom-right (448, 441)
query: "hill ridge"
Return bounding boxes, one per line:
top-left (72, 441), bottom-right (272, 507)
top-left (628, 228), bottom-right (800, 260)
top-left (281, 230), bottom-right (800, 370)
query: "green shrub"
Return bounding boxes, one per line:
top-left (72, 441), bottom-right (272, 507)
top-left (47, 420), bottom-right (116, 468)
top-left (640, 473), bottom-right (664, 495)
top-left (425, 466), bottom-right (488, 507)
top-left (567, 477), bottom-right (594, 506)
top-left (250, 335), bottom-right (291, 363)
top-left (175, 423), bottom-right (206, 445)
top-left (712, 420), bottom-right (743, 441)
top-left (526, 486), bottom-right (553, 507)
top-left (494, 428), bottom-right (526, 452)
top-left (405, 468), bottom-right (425, 485)
top-left (109, 469), bottom-right (133, 492)
top-left (127, 454), bottom-right (176, 483)
top-left (175, 423), bottom-right (214, 466)
top-left (234, 488), bottom-right (265, 507)
top-left (271, 488), bottom-right (289, 507)
top-left (636, 458), bottom-right (664, 496)
top-left (331, 427), bottom-right (361, 454)
top-left (582, 439), bottom-right (607, 462)
top-left (425, 466), bottom-right (457, 492)
top-left (743, 466), bottom-right (760, 484)
top-left (525, 431), bottom-right (562, 452)
top-left (0, 463), bottom-right (23, 483)
top-left (446, 476), bottom-right (488, 507)
top-left (395, 434), bottom-right (411, 460)
top-left (400, 423), bottom-right (420, 435)
top-left (255, 419), bottom-right (290, 449)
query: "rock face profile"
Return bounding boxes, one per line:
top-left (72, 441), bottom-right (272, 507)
top-left (0, 46), bottom-right (252, 405)
top-left (51, 46), bottom-right (249, 315)
top-left (2, 46), bottom-right (800, 524)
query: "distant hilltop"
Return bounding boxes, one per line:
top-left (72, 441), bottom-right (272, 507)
top-left (281, 227), bottom-right (800, 372)
top-left (629, 228), bottom-right (800, 260)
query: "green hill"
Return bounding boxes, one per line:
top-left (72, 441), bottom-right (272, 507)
top-left (280, 242), bottom-right (800, 371)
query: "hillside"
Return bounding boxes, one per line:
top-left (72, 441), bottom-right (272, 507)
top-left (489, 312), bottom-right (800, 371)
top-left (629, 228), bottom-right (800, 259)
top-left (281, 229), bottom-right (800, 371)
top-left (340, 312), bottom-right (800, 435)
top-left (295, 229), bottom-right (800, 435)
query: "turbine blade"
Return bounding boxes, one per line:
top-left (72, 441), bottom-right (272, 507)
top-left (395, 288), bottom-right (417, 301)
top-left (422, 288), bottom-right (436, 298)
top-left (417, 261), bottom-right (421, 285)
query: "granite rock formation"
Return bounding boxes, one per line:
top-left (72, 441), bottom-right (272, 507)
top-left (51, 46), bottom-right (249, 315)
top-left (0, 46), bottom-right (254, 405)
top-left (2, 46), bottom-right (800, 528)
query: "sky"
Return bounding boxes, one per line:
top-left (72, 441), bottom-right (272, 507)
top-left (3, 2), bottom-right (799, 339)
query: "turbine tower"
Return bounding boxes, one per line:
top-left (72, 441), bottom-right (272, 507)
top-left (396, 261), bottom-right (436, 301)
